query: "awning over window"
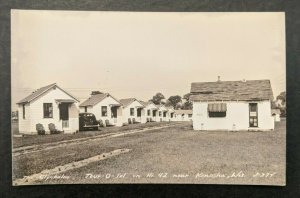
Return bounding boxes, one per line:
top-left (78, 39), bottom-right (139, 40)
top-left (55, 99), bottom-right (76, 104)
top-left (109, 104), bottom-right (121, 107)
top-left (207, 103), bottom-right (227, 112)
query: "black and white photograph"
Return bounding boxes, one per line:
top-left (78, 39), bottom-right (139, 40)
top-left (11, 10), bottom-right (286, 186)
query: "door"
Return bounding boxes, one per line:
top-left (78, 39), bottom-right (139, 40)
top-left (249, 103), bottom-right (258, 127)
top-left (111, 106), bottom-right (118, 123)
top-left (59, 103), bottom-right (69, 128)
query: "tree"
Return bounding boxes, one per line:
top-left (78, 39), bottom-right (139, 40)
top-left (276, 91), bottom-right (286, 117)
top-left (167, 95), bottom-right (182, 109)
top-left (149, 93), bottom-right (165, 105)
top-left (91, 91), bottom-right (103, 95)
top-left (276, 91), bottom-right (286, 107)
top-left (182, 93), bottom-right (192, 110)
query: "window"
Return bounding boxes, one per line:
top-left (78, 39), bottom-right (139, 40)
top-left (147, 110), bottom-right (150, 116)
top-left (101, 106), bottom-right (107, 117)
top-left (43, 103), bottom-right (53, 118)
top-left (159, 111), bottom-right (162, 117)
top-left (249, 103), bottom-right (258, 127)
top-left (130, 108), bottom-right (134, 116)
top-left (163, 112), bottom-right (167, 117)
top-left (209, 112), bottom-right (226, 117)
top-left (84, 106), bottom-right (87, 112)
top-left (208, 103), bottom-right (227, 118)
top-left (188, 114), bottom-right (192, 118)
top-left (22, 104), bottom-right (25, 119)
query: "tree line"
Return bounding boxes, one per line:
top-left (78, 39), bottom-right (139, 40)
top-left (149, 93), bottom-right (192, 110)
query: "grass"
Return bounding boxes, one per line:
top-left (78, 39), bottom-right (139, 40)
top-left (13, 121), bottom-right (285, 185)
top-left (12, 121), bottom-right (177, 148)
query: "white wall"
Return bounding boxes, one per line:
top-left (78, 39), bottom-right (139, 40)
top-left (19, 87), bottom-right (79, 134)
top-left (79, 96), bottom-right (123, 126)
top-left (192, 100), bottom-right (274, 131)
top-left (18, 103), bottom-right (31, 133)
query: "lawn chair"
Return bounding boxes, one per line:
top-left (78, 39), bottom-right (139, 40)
top-left (146, 118), bottom-right (150, 123)
top-left (128, 118), bottom-right (132, 124)
top-left (98, 119), bottom-right (104, 127)
top-left (36, 123), bottom-right (45, 135)
top-left (132, 118), bottom-right (136, 124)
top-left (48, 123), bottom-right (61, 134)
top-left (105, 119), bottom-right (114, 127)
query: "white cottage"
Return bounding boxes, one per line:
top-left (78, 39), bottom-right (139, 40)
top-left (17, 83), bottom-right (80, 134)
top-left (190, 79), bottom-right (274, 131)
top-left (155, 105), bottom-right (168, 122)
top-left (139, 101), bottom-right (158, 123)
top-left (166, 106), bottom-right (175, 121)
top-left (119, 98), bottom-right (145, 124)
top-left (174, 110), bottom-right (193, 121)
top-left (79, 93), bottom-right (123, 127)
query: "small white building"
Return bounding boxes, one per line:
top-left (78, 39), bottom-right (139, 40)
top-left (166, 106), bottom-right (175, 121)
top-left (271, 108), bottom-right (281, 122)
top-left (17, 83), bottom-right (80, 134)
top-left (155, 105), bottom-right (169, 122)
top-left (139, 101), bottom-right (158, 123)
top-left (174, 110), bottom-right (193, 121)
top-left (120, 98), bottom-right (145, 124)
top-left (190, 79), bottom-right (274, 131)
top-left (79, 93), bottom-right (123, 127)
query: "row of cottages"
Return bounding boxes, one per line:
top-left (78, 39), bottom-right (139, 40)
top-left (17, 83), bottom-right (80, 134)
top-left (189, 79), bottom-right (274, 131)
top-left (16, 84), bottom-right (181, 134)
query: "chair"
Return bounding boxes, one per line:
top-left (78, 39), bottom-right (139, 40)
top-left (48, 123), bottom-right (61, 134)
top-left (128, 118), bottom-right (132, 124)
top-left (98, 119), bottom-right (104, 127)
top-left (132, 118), bottom-right (136, 124)
top-left (105, 119), bottom-right (114, 127)
top-left (36, 123), bottom-right (45, 135)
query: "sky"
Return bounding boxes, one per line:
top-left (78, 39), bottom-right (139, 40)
top-left (11, 10), bottom-right (285, 111)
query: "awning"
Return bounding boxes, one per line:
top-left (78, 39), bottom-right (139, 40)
top-left (56, 99), bottom-right (76, 104)
top-left (207, 103), bottom-right (227, 112)
top-left (109, 104), bottom-right (121, 107)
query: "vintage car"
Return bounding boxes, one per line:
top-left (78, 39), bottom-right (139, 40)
top-left (79, 113), bottom-right (99, 131)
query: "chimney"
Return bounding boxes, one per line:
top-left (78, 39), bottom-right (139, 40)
top-left (217, 76), bottom-right (221, 82)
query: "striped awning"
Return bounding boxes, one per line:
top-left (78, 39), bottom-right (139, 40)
top-left (207, 103), bottom-right (227, 112)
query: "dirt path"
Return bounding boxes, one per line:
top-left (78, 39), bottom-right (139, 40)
top-left (13, 123), bottom-right (182, 157)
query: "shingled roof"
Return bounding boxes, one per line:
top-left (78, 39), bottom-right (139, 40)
top-left (119, 98), bottom-right (144, 108)
top-left (79, 93), bottom-right (120, 107)
top-left (139, 101), bottom-right (154, 107)
top-left (17, 83), bottom-right (79, 104)
top-left (190, 79), bottom-right (273, 101)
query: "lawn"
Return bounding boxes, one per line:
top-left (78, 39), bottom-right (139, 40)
top-left (12, 121), bottom-right (178, 148)
top-left (12, 121), bottom-right (286, 185)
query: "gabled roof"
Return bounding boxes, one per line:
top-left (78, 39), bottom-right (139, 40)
top-left (17, 83), bottom-right (79, 104)
top-left (156, 104), bottom-right (168, 111)
top-left (139, 100), bottom-right (155, 107)
top-left (120, 98), bottom-right (144, 108)
top-left (190, 79), bottom-right (273, 101)
top-left (174, 110), bottom-right (193, 115)
top-left (79, 93), bottom-right (120, 107)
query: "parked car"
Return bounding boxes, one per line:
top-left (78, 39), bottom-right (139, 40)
top-left (79, 113), bottom-right (99, 131)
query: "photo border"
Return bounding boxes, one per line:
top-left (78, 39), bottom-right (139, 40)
top-left (1, 0), bottom-right (299, 197)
